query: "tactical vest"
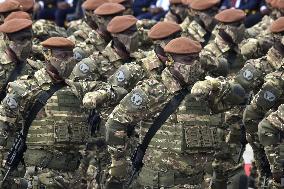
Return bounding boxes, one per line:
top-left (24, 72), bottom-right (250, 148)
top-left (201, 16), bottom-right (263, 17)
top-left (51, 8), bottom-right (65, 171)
top-left (26, 87), bottom-right (89, 149)
top-left (140, 94), bottom-right (225, 154)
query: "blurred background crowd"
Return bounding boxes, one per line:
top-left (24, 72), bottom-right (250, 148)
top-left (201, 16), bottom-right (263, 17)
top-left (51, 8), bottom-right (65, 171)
top-left (0, 0), bottom-right (270, 28)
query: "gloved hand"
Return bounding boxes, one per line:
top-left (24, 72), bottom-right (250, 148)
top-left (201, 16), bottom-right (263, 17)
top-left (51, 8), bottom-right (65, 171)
top-left (191, 77), bottom-right (220, 100)
top-left (83, 90), bottom-right (109, 109)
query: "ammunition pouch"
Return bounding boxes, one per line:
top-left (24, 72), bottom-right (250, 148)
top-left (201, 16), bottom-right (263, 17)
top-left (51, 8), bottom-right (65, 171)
top-left (137, 167), bottom-right (204, 188)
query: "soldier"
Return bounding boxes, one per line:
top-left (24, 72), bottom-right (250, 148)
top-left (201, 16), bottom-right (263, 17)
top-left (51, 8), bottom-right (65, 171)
top-left (191, 16), bottom-right (284, 188)
top-left (257, 87), bottom-right (284, 188)
top-left (72, 2), bottom-right (126, 62)
top-left (80, 21), bottom-right (183, 110)
top-left (200, 9), bottom-right (247, 75)
top-left (0, 37), bottom-right (95, 188)
top-left (67, 0), bottom-right (105, 42)
top-left (0, 18), bottom-right (33, 101)
top-left (240, 0), bottom-right (281, 60)
top-left (70, 15), bottom-right (145, 83)
top-left (102, 36), bottom-right (243, 189)
top-left (164, 0), bottom-right (188, 24)
top-left (181, 0), bottom-right (220, 46)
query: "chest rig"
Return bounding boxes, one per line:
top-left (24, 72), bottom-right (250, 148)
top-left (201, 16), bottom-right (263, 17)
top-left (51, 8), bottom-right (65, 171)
top-left (26, 87), bottom-right (89, 149)
top-left (140, 94), bottom-right (225, 154)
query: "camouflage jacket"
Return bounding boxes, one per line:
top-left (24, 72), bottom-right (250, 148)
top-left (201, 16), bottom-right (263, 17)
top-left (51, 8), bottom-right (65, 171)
top-left (70, 42), bottom-right (147, 82)
top-left (195, 46), bottom-right (284, 113)
top-left (0, 68), bottom-right (94, 150)
top-left (0, 41), bottom-right (26, 96)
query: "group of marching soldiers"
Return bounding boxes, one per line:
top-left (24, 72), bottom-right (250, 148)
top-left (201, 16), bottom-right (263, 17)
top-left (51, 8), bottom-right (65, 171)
top-left (0, 0), bottom-right (282, 188)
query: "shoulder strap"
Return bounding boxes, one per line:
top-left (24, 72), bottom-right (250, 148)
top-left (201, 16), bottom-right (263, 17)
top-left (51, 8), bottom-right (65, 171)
top-left (140, 87), bottom-right (189, 152)
top-left (22, 82), bottom-right (66, 135)
top-left (127, 87), bottom-right (190, 187)
top-left (0, 61), bottom-right (25, 101)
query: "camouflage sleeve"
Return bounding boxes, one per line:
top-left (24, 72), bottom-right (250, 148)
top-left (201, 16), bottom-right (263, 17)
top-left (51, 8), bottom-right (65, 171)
top-left (243, 71), bottom-right (284, 134)
top-left (233, 57), bottom-right (275, 92)
top-left (66, 80), bottom-right (128, 109)
top-left (240, 33), bottom-right (274, 60)
top-left (108, 63), bottom-right (146, 91)
top-left (69, 56), bottom-right (100, 82)
top-left (191, 76), bottom-right (246, 113)
top-left (0, 78), bottom-right (34, 150)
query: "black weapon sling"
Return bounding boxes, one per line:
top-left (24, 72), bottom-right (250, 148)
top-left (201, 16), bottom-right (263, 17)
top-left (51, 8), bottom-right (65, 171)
top-left (127, 87), bottom-right (190, 187)
top-left (3, 82), bottom-right (66, 181)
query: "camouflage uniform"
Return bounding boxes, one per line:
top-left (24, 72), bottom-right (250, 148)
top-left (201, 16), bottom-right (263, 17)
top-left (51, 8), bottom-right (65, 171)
top-left (191, 33), bottom-right (284, 186)
top-left (200, 11), bottom-right (247, 75)
top-left (0, 37), bottom-right (103, 189)
top-left (0, 68), bottom-right (89, 188)
top-left (103, 37), bottom-right (242, 189)
top-left (180, 1), bottom-right (221, 46)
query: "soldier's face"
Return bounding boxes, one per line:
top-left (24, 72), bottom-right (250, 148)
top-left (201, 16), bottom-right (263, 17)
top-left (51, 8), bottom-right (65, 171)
top-left (8, 29), bottom-right (33, 61)
top-left (112, 25), bottom-right (139, 53)
top-left (49, 49), bottom-right (77, 79)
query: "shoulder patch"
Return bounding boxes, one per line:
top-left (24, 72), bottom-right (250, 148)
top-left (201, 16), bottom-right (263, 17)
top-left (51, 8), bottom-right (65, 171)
top-left (116, 70), bottom-right (125, 82)
top-left (264, 91), bottom-right (276, 102)
top-left (243, 69), bottom-right (254, 81)
top-left (79, 63), bottom-right (90, 74)
top-left (131, 93), bottom-right (143, 106)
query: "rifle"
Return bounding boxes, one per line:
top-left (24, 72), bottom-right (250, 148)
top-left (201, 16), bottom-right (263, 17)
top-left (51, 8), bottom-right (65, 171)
top-left (126, 88), bottom-right (189, 188)
top-left (2, 82), bottom-right (65, 183)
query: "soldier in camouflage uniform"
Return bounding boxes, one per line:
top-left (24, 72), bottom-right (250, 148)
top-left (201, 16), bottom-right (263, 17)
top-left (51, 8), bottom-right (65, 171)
top-left (72, 3), bottom-right (126, 62)
top-left (0, 37), bottom-right (98, 189)
top-left (67, 0), bottom-right (105, 44)
top-left (191, 17), bottom-right (284, 188)
top-left (180, 0), bottom-right (220, 46)
top-left (200, 9), bottom-right (248, 76)
top-left (240, 0), bottom-right (281, 61)
top-left (0, 18), bottom-right (33, 101)
top-left (80, 21), bottom-right (183, 110)
top-left (164, 0), bottom-right (188, 24)
top-left (70, 15), bottom-right (147, 83)
top-left (103, 36), bottom-right (243, 189)
top-left (257, 81), bottom-right (284, 188)
top-left (68, 15), bottom-right (146, 189)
